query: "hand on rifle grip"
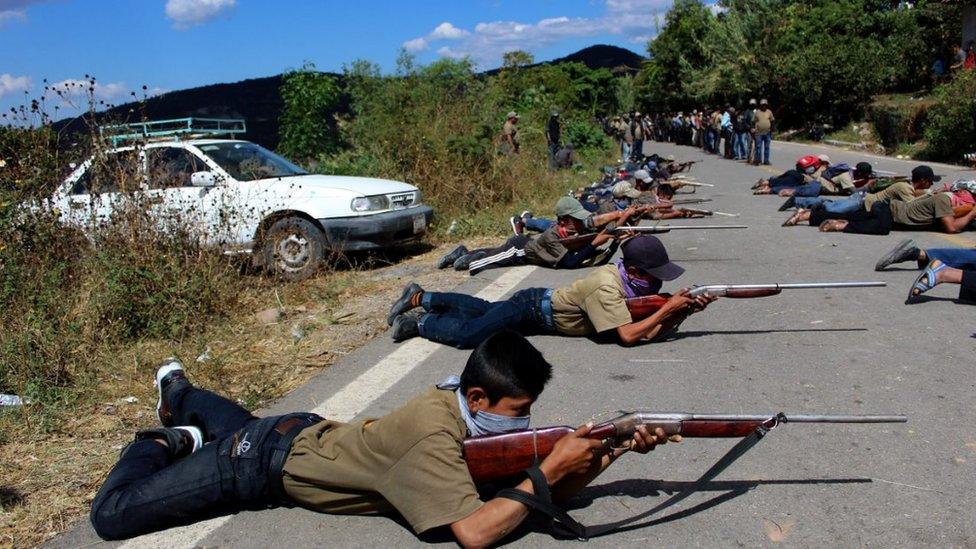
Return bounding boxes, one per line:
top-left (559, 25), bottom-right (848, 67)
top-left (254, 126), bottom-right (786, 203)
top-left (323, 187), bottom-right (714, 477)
top-left (623, 426), bottom-right (682, 455)
top-left (540, 422), bottom-right (606, 483)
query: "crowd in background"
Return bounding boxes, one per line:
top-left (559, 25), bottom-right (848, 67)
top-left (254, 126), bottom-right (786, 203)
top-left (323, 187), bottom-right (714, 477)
top-left (605, 99), bottom-right (776, 167)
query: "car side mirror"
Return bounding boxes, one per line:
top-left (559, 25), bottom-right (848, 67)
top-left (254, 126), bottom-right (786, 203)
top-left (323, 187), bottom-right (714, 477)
top-left (190, 171), bottom-right (216, 187)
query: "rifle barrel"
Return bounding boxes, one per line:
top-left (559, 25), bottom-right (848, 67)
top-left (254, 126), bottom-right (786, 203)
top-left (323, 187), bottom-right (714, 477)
top-left (685, 413), bottom-right (906, 423)
top-left (615, 224), bottom-right (748, 231)
top-left (772, 282), bottom-right (886, 289)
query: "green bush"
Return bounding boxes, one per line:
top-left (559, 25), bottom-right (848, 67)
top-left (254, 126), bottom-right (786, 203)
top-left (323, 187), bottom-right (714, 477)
top-left (866, 96), bottom-right (934, 149)
top-left (563, 119), bottom-right (609, 150)
top-left (923, 70), bottom-right (976, 161)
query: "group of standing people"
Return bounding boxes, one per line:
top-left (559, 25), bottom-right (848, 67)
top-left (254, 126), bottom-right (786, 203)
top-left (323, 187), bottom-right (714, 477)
top-left (607, 99), bottom-right (775, 167)
top-left (498, 110), bottom-right (576, 170)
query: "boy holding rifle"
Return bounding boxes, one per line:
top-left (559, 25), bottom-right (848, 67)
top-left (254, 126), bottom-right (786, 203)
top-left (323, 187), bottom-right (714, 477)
top-left (91, 332), bottom-right (673, 546)
top-left (390, 235), bottom-right (715, 348)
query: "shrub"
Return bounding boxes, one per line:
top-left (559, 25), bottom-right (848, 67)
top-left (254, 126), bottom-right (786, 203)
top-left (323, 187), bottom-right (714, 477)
top-left (923, 70), bottom-right (976, 161)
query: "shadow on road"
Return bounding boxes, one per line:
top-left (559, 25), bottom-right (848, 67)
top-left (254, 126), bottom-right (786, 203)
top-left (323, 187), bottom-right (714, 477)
top-left (672, 328), bottom-right (869, 339)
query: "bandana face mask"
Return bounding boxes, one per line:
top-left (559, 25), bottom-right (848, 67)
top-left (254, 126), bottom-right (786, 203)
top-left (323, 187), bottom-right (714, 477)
top-left (616, 259), bottom-right (662, 298)
top-left (438, 376), bottom-right (531, 436)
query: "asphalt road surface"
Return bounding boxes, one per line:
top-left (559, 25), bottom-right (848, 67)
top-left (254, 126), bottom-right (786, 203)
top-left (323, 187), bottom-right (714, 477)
top-left (52, 140), bottom-right (976, 548)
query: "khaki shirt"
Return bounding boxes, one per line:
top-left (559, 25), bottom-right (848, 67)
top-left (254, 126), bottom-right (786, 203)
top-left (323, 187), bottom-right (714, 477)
top-left (282, 387), bottom-right (482, 534)
top-left (889, 192), bottom-right (953, 226)
top-left (502, 120), bottom-right (519, 152)
top-left (551, 264), bottom-right (632, 336)
top-left (524, 225), bottom-right (570, 267)
top-left (754, 109), bottom-right (774, 134)
top-left (863, 181), bottom-right (916, 211)
top-left (819, 171), bottom-right (855, 194)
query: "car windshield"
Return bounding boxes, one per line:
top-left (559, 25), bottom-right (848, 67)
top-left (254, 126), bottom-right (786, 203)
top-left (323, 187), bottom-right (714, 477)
top-left (196, 142), bottom-right (307, 181)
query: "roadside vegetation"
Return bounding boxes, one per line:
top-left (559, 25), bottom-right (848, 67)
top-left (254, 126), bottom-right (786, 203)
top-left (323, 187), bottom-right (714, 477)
top-left (636, 0), bottom-right (970, 162)
top-left (0, 53), bottom-right (617, 546)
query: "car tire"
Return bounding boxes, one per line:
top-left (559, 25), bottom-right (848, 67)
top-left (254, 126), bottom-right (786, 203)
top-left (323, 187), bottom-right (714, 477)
top-left (262, 217), bottom-right (328, 281)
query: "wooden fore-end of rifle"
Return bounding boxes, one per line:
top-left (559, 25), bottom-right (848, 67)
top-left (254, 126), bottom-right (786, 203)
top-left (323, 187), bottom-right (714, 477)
top-left (463, 412), bottom-right (906, 484)
top-left (625, 282), bottom-right (885, 322)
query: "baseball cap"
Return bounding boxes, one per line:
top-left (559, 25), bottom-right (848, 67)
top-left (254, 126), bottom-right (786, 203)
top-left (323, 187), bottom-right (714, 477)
top-left (749, 98), bottom-right (757, 105)
top-left (853, 162), bottom-right (873, 178)
top-left (554, 196), bottom-right (590, 220)
top-left (507, 111), bottom-right (519, 119)
top-left (665, 154), bottom-right (676, 162)
top-left (612, 181), bottom-right (642, 199)
top-left (760, 98), bottom-right (769, 105)
top-left (632, 169), bottom-right (653, 183)
top-left (621, 235), bottom-right (685, 281)
top-left (911, 165), bottom-right (941, 183)
top-left (817, 154), bottom-right (831, 164)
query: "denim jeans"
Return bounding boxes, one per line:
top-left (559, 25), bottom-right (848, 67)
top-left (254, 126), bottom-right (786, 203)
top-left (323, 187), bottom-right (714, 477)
top-left (924, 248), bottom-right (976, 270)
top-left (633, 140), bottom-right (643, 159)
top-left (621, 142), bottom-right (632, 160)
top-left (524, 216), bottom-right (555, 232)
top-left (90, 386), bottom-right (321, 540)
top-left (755, 133), bottom-right (772, 164)
top-left (548, 143), bottom-right (559, 169)
top-left (732, 132), bottom-right (745, 159)
top-left (419, 288), bottom-right (555, 349)
top-left (795, 195), bottom-right (864, 214)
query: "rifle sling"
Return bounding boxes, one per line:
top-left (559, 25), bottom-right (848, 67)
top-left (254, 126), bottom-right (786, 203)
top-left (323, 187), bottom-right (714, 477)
top-left (496, 423), bottom-right (773, 540)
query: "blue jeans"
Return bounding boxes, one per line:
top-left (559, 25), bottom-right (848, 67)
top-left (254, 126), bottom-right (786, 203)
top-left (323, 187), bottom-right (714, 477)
top-left (548, 143), bottom-right (559, 169)
top-left (795, 195), bottom-right (863, 214)
top-left (755, 133), bottom-right (771, 164)
top-left (419, 288), bottom-right (555, 349)
top-left (621, 142), bottom-right (632, 160)
top-left (734, 132), bottom-right (748, 159)
top-left (90, 385), bottom-right (321, 540)
top-left (524, 216), bottom-right (555, 232)
top-left (924, 248), bottom-right (976, 270)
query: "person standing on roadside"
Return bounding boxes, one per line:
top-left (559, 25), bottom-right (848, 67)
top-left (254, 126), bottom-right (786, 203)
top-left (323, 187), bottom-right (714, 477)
top-left (753, 99), bottom-right (774, 166)
top-left (621, 114), bottom-right (634, 161)
top-left (631, 112), bottom-right (644, 160)
top-left (743, 99), bottom-right (757, 162)
top-left (501, 111), bottom-right (520, 155)
top-left (546, 111), bottom-right (561, 169)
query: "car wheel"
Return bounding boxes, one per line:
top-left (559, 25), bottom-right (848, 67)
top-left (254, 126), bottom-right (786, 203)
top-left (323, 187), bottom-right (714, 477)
top-left (262, 217), bottom-right (327, 281)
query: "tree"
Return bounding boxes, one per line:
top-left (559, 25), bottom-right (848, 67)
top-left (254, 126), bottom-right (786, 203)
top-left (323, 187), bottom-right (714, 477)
top-left (637, 0), bottom-right (714, 111)
top-left (502, 50), bottom-right (535, 69)
top-left (278, 62), bottom-right (342, 162)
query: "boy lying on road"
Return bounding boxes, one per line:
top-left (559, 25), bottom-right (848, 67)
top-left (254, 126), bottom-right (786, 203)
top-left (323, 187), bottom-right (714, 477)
top-left (90, 331), bottom-right (675, 547)
top-left (875, 239), bottom-right (976, 303)
top-left (390, 235), bottom-right (715, 349)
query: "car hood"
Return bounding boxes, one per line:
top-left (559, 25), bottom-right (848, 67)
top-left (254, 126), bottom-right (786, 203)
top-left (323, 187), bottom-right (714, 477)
top-left (252, 174), bottom-right (417, 196)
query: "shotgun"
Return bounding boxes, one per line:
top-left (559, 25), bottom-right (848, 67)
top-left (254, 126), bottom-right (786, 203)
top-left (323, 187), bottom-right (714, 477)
top-left (558, 225), bottom-right (748, 252)
top-left (625, 281), bottom-right (885, 321)
top-left (464, 411), bottom-right (906, 484)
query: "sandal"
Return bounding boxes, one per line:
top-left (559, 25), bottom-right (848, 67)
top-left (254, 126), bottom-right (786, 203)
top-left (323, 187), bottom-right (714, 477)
top-left (908, 260), bottom-right (947, 301)
top-left (782, 209), bottom-right (807, 227)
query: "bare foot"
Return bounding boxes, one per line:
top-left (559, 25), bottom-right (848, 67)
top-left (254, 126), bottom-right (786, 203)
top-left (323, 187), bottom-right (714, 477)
top-left (782, 208), bottom-right (809, 227)
top-left (818, 219), bottom-right (847, 232)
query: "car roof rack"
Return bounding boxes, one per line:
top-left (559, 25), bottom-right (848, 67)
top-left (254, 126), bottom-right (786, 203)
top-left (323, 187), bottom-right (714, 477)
top-left (100, 117), bottom-right (247, 146)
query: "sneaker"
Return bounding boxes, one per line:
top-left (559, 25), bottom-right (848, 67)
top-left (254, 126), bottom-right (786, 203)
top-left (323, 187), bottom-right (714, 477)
top-left (875, 239), bottom-right (918, 271)
top-left (778, 196), bottom-right (796, 211)
top-left (155, 358), bottom-right (190, 427)
top-left (453, 252), bottom-right (476, 271)
top-left (136, 426), bottom-right (203, 459)
top-left (520, 210), bottom-right (532, 221)
top-left (390, 314), bottom-right (420, 342)
top-left (436, 245), bottom-right (468, 269)
top-left (509, 216), bottom-right (524, 236)
top-left (387, 281), bottom-right (423, 326)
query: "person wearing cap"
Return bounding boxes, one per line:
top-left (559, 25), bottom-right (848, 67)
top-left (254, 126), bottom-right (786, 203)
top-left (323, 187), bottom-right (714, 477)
top-left (784, 162), bottom-right (877, 214)
top-left (799, 166), bottom-right (976, 234)
top-left (546, 111), bottom-right (561, 168)
top-left (744, 99), bottom-right (758, 163)
top-left (554, 141), bottom-right (576, 169)
top-left (752, 99), bottom-right (774, 165)
top-left (390, 235), bottom-right (716, 348)
top-left (438, 197), bottom-right (636, 275)
top-left (501, 111), bottom-right (520, 155)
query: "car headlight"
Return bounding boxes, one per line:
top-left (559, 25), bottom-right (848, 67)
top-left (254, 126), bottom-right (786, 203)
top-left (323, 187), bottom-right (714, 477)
top-left (350, 195), bottom-right (390, 212)
top-left (413, 190), bottom-right (422, 204)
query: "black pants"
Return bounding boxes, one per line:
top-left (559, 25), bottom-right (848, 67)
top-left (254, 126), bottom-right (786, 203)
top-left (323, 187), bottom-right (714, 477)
top-left (960, 270), bottom-right (976, 302)
top-left (809, 201), bottom-right (892, 235)
top-left (90, 385), bottom-right (321, 540)
top-left (466, 235), bottom-right (532, 275)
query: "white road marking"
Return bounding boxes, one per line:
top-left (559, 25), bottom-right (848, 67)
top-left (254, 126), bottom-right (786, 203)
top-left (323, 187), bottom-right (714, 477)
top-left (118, 265), bottom-right (538, 549)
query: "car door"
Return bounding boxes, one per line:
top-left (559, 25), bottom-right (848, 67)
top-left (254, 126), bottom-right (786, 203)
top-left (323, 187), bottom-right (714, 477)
top-left (61, 149), bottom-right (143, 230)
top-left (144, 145), bottom-right (227, 246)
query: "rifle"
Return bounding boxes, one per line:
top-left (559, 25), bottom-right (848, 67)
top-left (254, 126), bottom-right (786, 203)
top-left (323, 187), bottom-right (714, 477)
top-left (558, 225), bottom-right (748, 252)
top-left (464, 411), bottom-right (906, 484)
top-left (625, 281), bottom-right (885, 321)
top-left (675, 207), bottom-right (739, 218)
top-left (671, 197), bottom-right (712, 205)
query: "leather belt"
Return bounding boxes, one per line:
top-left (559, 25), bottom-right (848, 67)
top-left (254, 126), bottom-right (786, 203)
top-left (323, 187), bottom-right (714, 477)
top-left (268, 414), bottom-right (322, 503)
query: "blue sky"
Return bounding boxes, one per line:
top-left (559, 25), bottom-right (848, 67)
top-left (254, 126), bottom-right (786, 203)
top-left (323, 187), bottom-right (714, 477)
top-left (0, 0), bottom-right (678, 118)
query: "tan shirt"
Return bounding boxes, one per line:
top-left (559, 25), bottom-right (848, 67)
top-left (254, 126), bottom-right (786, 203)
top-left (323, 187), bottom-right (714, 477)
top-left (863, 181), bottom-right (916, 210)
top-left (551, 264), bottom-right (632, 336)
top-left (524, 226), bottom-right (569, 266)
top-left (754, 109), bottom-right (774, 134)
top-left (889, 192), bottom-right (954, 226)
top-left (502, 120), bottom-right (519, 144)
top-left (282, 387), bottom-right (482, 534)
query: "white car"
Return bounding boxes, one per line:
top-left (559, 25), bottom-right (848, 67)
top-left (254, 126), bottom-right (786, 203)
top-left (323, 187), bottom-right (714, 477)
top-left (48, 120), bottom-right (433, 280)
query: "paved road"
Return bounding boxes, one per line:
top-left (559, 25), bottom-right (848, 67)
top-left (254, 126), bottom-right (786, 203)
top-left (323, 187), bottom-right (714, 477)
top-left (52, 141), bottom-right (976, 548)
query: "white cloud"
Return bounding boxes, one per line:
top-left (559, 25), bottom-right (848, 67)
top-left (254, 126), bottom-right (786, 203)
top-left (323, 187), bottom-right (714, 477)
top-left (165, 0), bottom-right (236, 30)
top-left (0, 73), bottom-right (29, 97)
top-left (407, 0), bottom-right (682, 67)
top-left (430, 22), bottom-right (468, 40)
top-left (47, 78), bottom-right (129, 103)
top-left (403, 37), bottom-right (428, 52)
top-left (0, 9), bottom-right (26, 25)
